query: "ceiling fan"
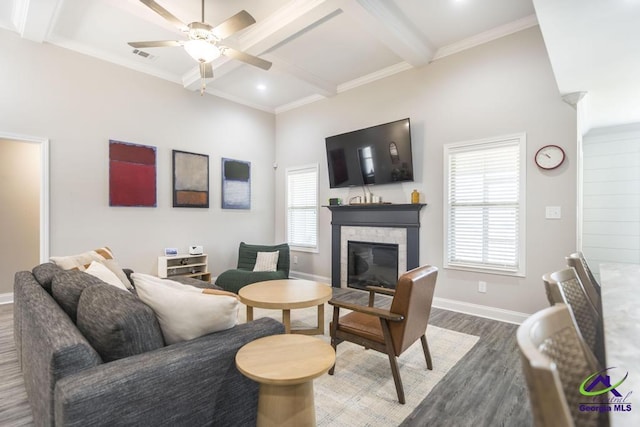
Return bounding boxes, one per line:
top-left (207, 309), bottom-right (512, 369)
top-left (128, 0), bottom-right (272, 90)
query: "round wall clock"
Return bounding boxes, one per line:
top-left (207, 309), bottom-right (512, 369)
top-left (535, 145), bottom-right (565, 170)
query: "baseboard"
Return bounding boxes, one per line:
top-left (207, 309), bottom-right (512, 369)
top-left (287, 273), bottom-right (530, 324)
top-left (289, 270), bottom-right (332, 284)
top-left (432, 297), bottom-right (530, 325)
top-left (0, 292), bottom-right (14, 305)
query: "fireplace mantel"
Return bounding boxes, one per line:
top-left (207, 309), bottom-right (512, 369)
top-left (325, 203), bottom-right (426, 287)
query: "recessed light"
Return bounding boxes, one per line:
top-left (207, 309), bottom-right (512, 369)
top-left (257, 84), bottom-right (267, 91)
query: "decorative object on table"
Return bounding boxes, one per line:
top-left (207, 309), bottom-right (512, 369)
top-left (215, 242), bottom-right (290, 293)
top-left (329, 198), bottom-right (341, 206)
top-left (411, 189), bottom-right (420, 203)
top-left (172, 150), bottom-right (209, 208)
top-left (534, 144), bottom-right (565, 170)
top-left (189, 245), bottom-right (203, 255)
top-left (221, 158), bottom-right (251, 209)
top-left (164, 247), bottom-right (178, 257)
top-left (109, 140), bottom-right (156, 207)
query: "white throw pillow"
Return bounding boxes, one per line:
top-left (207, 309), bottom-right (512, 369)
top-left (253, 251), bottom-right (279, 272)
top-left (131, 273), bottom-right (239, 345)
top-left (50, 246), bottom-right (115, 270)
top-left (85, 261), bottom-right (130, 292)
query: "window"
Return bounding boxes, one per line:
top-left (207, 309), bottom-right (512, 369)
top-left (286, 164), bottom-right (318, 251)
top-left (444, 133), bottom-right (526, 276)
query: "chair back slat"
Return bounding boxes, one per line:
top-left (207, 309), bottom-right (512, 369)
top-left (566, 252), bottom-right (601, 311)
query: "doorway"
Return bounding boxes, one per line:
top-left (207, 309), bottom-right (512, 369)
top-left (0, 133), bottom-right (49, 301)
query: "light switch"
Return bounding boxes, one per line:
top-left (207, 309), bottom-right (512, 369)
top-left (545, 206), bottom-right (561, 219)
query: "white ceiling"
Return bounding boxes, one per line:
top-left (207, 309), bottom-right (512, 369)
top-left (0, 0), bottom-right (539, 113)
top-left (533, 0), bottom-right (640, 129)
top-left (4, 0), bottom-right (639, 128)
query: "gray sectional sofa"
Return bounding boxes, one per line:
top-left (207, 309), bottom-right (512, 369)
top-left (14, 262), bottom-right (284, 426)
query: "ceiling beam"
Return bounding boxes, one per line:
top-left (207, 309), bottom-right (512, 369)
top-left (337, 0), bottom-right (434, 67)
top-left (12, 0), bottom-right (62, 42)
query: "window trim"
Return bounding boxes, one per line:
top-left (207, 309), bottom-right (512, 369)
top-left (443, 133), bottom-right (527, 277)
top-left (286, 163), bottom-right (319, 253)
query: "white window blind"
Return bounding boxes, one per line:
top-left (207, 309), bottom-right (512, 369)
top-left (444, 134), bottom-right (526, 275)
top-left (287, 164), bottom-right (318, 250)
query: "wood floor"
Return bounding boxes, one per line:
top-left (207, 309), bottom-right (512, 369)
top-left (0, 289), bottom-right (531, 426)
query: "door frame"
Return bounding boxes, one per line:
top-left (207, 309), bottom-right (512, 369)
top-left (0, 132), bottom-right (50, 262)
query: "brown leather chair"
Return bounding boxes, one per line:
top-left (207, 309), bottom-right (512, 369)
top-left (328, 265), bottom-right (438, 404)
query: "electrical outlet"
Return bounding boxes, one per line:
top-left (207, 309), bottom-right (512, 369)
top-left (293, 255), bottom-right (298, 264)
top-left (478, 281), bottom-right (487, 293)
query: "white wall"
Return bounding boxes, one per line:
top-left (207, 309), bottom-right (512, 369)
top-left (0, 139), bottom-right (40, 294)
top-left (582, 123), bottom-right (640, 277)
top-left (0, 29), bottom-right (276, 276)
top-left (275, 27), bottom-right (577, 315)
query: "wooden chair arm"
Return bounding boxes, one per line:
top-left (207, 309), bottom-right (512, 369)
top-left (329, 299), bottom-right (404, 322)
top-left (365, 285), bottom-right (395, 306)
top-left (365, 285), bottom-right (396, 296)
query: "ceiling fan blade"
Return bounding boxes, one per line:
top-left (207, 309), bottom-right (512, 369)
top-left (128, 40), bottom-right (183, 48)
top-left (200, 62), bottom-right (213, 79)
top-left (140, 0), bottom-right (189, 32)
top-left (223, 48), bottom-right (272, 70)
top-left (211, 10), bottom-right (256, 40)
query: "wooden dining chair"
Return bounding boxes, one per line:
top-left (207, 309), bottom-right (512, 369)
top-left (328, 265), bottom-right (438, 404)
top-left (566, 252), bottom-right (601, 313)
top-left (517, 304), bottom-right (601, 427)
top-left (542, 268), bottom-right (603, 363)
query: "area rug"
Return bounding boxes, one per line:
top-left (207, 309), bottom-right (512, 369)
top-left (237, 303), bottom-right (479, 427)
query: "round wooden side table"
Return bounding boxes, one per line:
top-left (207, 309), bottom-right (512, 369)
top-left (238, 279), bottom-right (332, 334)
top-left (236, 334), bottom-right (335, 427)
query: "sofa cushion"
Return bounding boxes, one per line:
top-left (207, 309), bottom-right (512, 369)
top-left (76, 284), bottom-right (165, 362)
top-left (32, 262), bottom-right (63, 293)
top-left (132, 273), bottom-right (239, 345)
top-left (52, 270), bottom-right (107, 322)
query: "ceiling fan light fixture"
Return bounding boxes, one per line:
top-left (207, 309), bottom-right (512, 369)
top-left (184, 39), bottom-right (220, 63)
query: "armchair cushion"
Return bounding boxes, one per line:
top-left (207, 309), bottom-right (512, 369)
top-left (216, 242), bottom-right (290, 293)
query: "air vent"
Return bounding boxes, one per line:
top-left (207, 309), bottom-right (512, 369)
top-left (132, 49), bottom-right (157, 61)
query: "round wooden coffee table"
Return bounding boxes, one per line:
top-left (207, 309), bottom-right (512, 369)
top-left (236, 334), bottom-right (335, 427)
top-left (238, 279), bottom-right (332, 334)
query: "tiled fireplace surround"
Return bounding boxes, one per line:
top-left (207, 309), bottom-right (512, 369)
top-left (326, 204), bottom-right (425, 288)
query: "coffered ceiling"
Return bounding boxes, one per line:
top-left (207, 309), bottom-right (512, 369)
top-left (0, 0), bottom-right (537, 113)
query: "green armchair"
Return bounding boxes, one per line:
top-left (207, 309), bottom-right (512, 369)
top-left (215, 242), bottom-right (290, 293)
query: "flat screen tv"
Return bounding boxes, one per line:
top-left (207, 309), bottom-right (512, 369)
top-left (325, 118), bottom-right (414, 188)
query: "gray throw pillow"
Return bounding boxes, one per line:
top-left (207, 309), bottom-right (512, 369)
top-left (51, 270), bottom-right (106, 322)
top-left (77, 284), bottom-right (165, 362)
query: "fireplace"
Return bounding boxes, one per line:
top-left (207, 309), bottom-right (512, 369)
top-left (348, 241), bottom-right (399, 290)
top-left (326, 203), bottom-right (425, 288)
